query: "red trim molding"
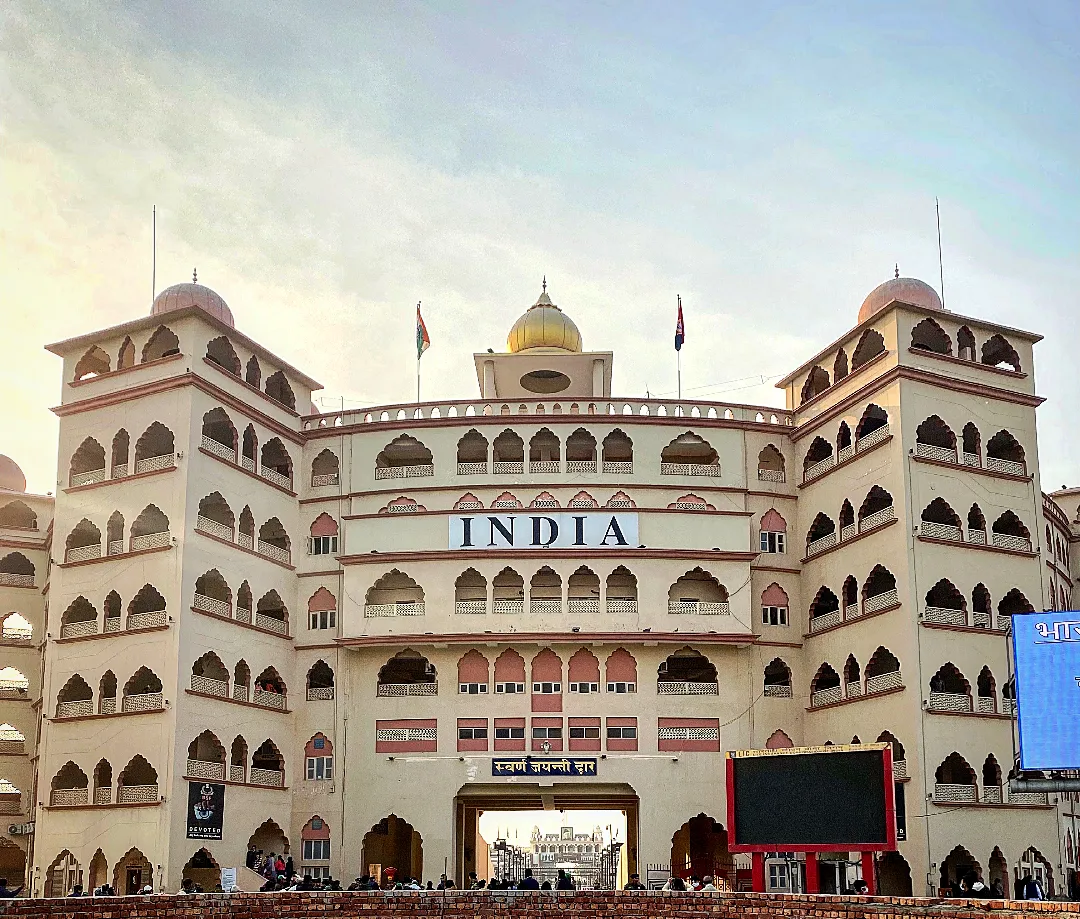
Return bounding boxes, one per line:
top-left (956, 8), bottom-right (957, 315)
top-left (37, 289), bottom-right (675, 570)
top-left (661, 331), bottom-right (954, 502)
top-left (194, 527), bottom-right (296, 571)
top-left (916, 534), bottom-right (1036, 559)
top-left (800, 517), bottom-right (899, 564)
top-left (68, 353), bottom-right (184, 388)
top-left (806, 684), bottom-right (905, 712)
top-left (198, 447), bottom-right (297, 497)
top-left (190, 605), bottom-right (293, 641)
top-left (55, 623), bottom-right (169, 645)
top-left (56, 543), bottom-right (172, 569)
top-left (185, 688), bottom-right (292, 714)
top-left (911, 453), bottom-right (1031, 483)
top-left (49, 707), bottom-right (166, 723)
top-left (797, 435), bottom-right (893, 490)
top-left (62, 463), bottom-right (176, 495)
top-left (802, 603), bottom-right (900, 640)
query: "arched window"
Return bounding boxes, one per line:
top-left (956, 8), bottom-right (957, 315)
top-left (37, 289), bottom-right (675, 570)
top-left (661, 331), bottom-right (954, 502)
top-left (759, 509), bottom-right (786, 554)
top-left (56, 674), bottom-right (93, 717)
top-left (201, 408), bottom-right (237, 459)
top-left (605, 649), bottom-right (637, 693)
top-left (259, 438), bottom-right (293, 488)
top-left (606, 567), bottom-right (637, 613)
top-left (805, 513), bottom-right (836, 555)
top-left (851, 328), bottom-right (885, 370)
top-left (117, 336), bottom-right (135, 369)
top-left (998, 588), bottom-right (1034, 619)
top-left (766, 730), bottom-right (794, 749)
top-left (375, 435), bottom-right (433, 478)
top-left (839, 500), bottom-right (854, 535)
top-left (491, 429), bottom-right (525, 470)
top-left (127, 584), bottom-right (166, 630)
top-left (50, 762), bottom-right (89, 806)
top-left (836, 421), bottom-right (852, 454)
top-left (0, 552), bottom-right (34, 588)
top-left (957, 326), bottom-right (976, 361)
top-left (251, 739), bottom-right (285, 786)
top-left (530, 491), bottom-right (560, 509)
top-left (602, 430), bottom-right (633, 471)
top-left (254, 667), bottom-right (287, 709)
top-left (233, 661), bottom-right (251, 702)
top-left (311, 449), bottom-right (339, 486)
top-left (123, 668), bottom-right (163, 712)
top-left (658, 648), bottom-right (717, 690)
top-left (800, 366), bottom-right (830, 404)
top-left (763, 658), bottom-right (792, 697)
top-left (141, 325), bottom-right (180, 362)
top-left (494, 649), bottom-right (526, 694)
top-left (492, 567), bottom-right (524, 614)
top-left (977, 666), bottom-right (997, 713)
top-left (191, 652), bottom-right (229, 698)
top-left (920, 498), bottom-right (962, 540)
top-left (73, 345), bottom-right (110, 381)
top-left (264, 371), bottom-right (296, 411)
top-left (843, 655), bottom-right (862, 693)
top-left (188, 732), bottom-right (226, 779)
top-left (378, 650), bottom-right (436, 693)
top-left (64, 518), bottom-right (101, 563)
top-left (530, 566), bottom-right (562, 612)
top-left (802, 437), bottom-right (833, 480)
top-left (567, 566), bottom-right (600, 612)
top-left (92, 760), bottom-right (112, 804)
top-left (757, 445), bottom-right (785, 482)
top-left (761, 583), bottom-right (789, 626)
top-left (929, 662), bottom-right (970, 704)
top-left (858, 486), bottom-right (894, 529)
top-left (991, 511), bottom-right (1031, 551)
top-left (206, 336), bottom-right (241, 376)
top-left (133, 422), bottom-right (174, 471)
top-left (567, 649), bottom-right (600, 694)
top-left (309, 513), bottom-right (339, 556)
top-left (981, 334), bottom-right (1021, 372)
top-left (245, 355), bottom-right (261, 388)
top-left (258, 518), bottom-right (292, 563)
top-left (69, 436), bottom-right (106, 486)
top-left (197, 493), bottom-right (234, 540)
top-left (365, 570), bottom-right (424, 615)
top-left (0, 613), bottom-right (31, 642)
top-left (568, 490), bottom-right (598, 508)
top-left (111, 429), bottom-right (130, 477)
top-left (456, 430), bottom-right (488, 473)
top-left (911, 317), bottom-right (952, 354)
top-left (307, 661), bottom-right (335, 700)
top-left (855, 404), bottom-right (889, 442)
top-left (864, 647), bottom-right (902, 693)
top-left (934, 753), bottom-right (977, 801)
top-left (529, 428), bottom-right (561, 471)
top-left (924, 578), bottom-right (966, 625)
top-left (985, 430), bottom-right (1026, 475)
top-left (877, 731), bottom-right (906, 769)
top-left (305, 735), bottom-right (334, 781)
top-left (240, 425), bottom-right (257, 473)
top-left (255, 590), bottom-right (289, 633)
top-left (841, 575), bottom-right (857, 613)
top-left (667, 568), bottom-right (729, 614)
top-left (958, 422), bottom-right (982, 466)
top-left (810, 663), bottom-right (841, 706)
top-left (915, 415), bottom-right (957, 464)
top-left (862, 565), bottom-right (898, 611)
top-left (566, 429), bottom-right (597, 471)
top-left (457, 650), bottom-right (489, 694)
top-left (661, 432), bottom-right (719, 475)
top-left (308, 587), bottom-right (336, 631)
top-left (130, 504), bottom-right (170, 551)
top-left (99, 670), bottom-right (117, 714)
top-left (833, 349), bottom-right (848, 382)
top-left (982, 754), bottom-right (1003, 794)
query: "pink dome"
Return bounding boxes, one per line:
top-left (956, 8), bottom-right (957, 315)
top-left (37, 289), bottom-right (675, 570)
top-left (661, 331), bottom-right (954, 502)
top-left (0, 455), bottom-right (26, 493)
top-left (152, 283), bottom-right (234, 328)
top-left (858, 276), bottom-right (943, 324)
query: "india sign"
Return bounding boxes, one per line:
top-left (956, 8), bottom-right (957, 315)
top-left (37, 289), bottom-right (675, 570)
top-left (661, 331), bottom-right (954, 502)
top-left (449, 512), bottom-right (638, 550)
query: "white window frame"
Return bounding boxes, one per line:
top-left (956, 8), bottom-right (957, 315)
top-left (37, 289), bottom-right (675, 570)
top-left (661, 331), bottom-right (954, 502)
top-left (302, 839), bottom-right (330, 861)
top-left (458, 725), bottom-right (488, 740)
top-left (762, 605), bottom-right (788, 626)
top-left (532, 726), bottom-right (563, 739)
top-left (532, 681), bottom-right (561, 694)
top-left (309, 535), bottom-right (339, 556)
top-left (306, 755), bottom-right (333, 781)
top-left (760, 531), bottom-right (786, 553)
top-left (309, 607), bottom-right (337, 630)
top-left (494, 726), bottom-right (525, 740)
top-left (606, 725), bottom-right (637, 739)
top-left (569, 726), bottom-right (600, 739)
top-left (494, 682), bottom-right (525, 694)
top-left (606, 681), bottom-right (636, 694)
top-left (459, 682), bottom-right (488, 694)
top-left (568, 681), bottom-right (599, 693)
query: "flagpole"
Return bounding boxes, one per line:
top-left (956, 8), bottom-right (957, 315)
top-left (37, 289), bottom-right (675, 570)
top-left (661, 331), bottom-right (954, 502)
top-left (416, 301), bottom-right (421, 404)
top-left (677, 350), bottom-right (681, 402)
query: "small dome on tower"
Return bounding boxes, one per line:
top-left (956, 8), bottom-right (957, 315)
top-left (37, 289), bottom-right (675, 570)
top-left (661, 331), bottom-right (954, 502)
top-left (0, 456), bottom-right (27, 493)
top-left (151, 274), bottom-right (234, 328)
top-left (507, 283), bottom-right (582, 353)
top-left (858, 274), bottom-right (943, 324)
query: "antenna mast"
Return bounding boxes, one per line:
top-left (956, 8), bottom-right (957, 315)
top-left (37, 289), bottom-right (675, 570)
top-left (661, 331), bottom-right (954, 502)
top-left (935, 197), bottom-right (945, 310)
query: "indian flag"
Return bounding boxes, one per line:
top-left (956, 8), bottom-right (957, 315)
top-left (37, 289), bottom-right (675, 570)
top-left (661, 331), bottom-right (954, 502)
top-left (416, 302), bottom-right (430, 360)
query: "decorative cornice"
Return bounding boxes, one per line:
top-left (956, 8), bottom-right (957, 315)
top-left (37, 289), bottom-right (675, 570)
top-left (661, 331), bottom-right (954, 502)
top-left (337, 548), bottom-right (760, 566)
top-left (335, 630), bottom-right (755, 649)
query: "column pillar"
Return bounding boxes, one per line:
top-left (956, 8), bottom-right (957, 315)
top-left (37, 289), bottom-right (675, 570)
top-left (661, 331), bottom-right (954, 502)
top-left (804, 853), bottom-right (819, 893)
top-left (482, 360), bottom-right (496, 399)
top-left (861, 852), bottom-right (876, 894)
top-left (592, 359), bottom-right (605, 397)
top-left (751, 852), bottom-right (765, 892)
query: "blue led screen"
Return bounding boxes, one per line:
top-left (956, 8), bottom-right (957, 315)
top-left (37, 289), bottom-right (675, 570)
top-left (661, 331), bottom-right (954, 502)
top-left (1013, 612), bottom-right (1080, 770)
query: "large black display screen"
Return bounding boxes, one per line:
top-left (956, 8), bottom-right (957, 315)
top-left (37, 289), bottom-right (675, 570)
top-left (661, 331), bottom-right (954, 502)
top-left (730, 747), bottom-right (890, 848)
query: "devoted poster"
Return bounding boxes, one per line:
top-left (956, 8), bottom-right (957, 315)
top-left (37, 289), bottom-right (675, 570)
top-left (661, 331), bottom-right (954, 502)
top-left (186, 781), bottom-right (225, 839)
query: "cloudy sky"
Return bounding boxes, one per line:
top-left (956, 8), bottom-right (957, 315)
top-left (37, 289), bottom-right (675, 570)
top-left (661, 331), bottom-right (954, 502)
top-left (2, 1), bottom-right (1078, 494)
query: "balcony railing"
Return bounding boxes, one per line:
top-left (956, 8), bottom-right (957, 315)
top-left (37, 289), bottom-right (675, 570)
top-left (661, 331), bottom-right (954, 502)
top-left (928, 691), bottom-right (972, 713)
top-left (836, 444), bottom-right (854, 463)
top-left (810, 685), bottom-right (842, 707)
top-left (493, 461), bottom-right (524, 474)
top-left (866, 670), bottom-right (903, 694)
top-left (229, 765), bottom-right (246, 783)
top-left (915, 442), bottom-right (957, 463)
top-left (991, 532), bottom-right (1032, 552)
top-left (103, 616), bottom-right (121, 632)
top-left (1002, 698), bottom-right (1016, 715)
top-left (257, 540), bottom-right (291, 564)
top-left (111, 463), bottom-right (128, 479)
top-left (241, 456), bottom-right (256, 473)
top-left (50, 788), bottom-right (88, 806)
top-left (493, 599), bottom-right (524, 615)
top-left (186, 759), bottom-right (225, 781)
top-left (70, 467), bottom-right (107, 487)
top-left (864, 589), bottom-right (899, 612)
top-left (530, 461), bottom-right (560, 474)
top-left (567, 598), bottom-right (600, 614)
top-left (364, 601), bottom-right (425, 618)
top-left (973, 610), bottom-right (992, 629)
top-left (254, 613), bottom-right (287, 634)
top-left (806, 532), bottom-right (837, 557)
top-left (311, 472), bottom-right (339, 486)
top-left (107, 539), bottom-right (123, 555)
top-left (962, 452), bottom-right (981, 467)
top-left (856, 424), bottom-right (890, 451)
top-left (260, 467), bottom-right (293, 489)
top-left (605, 598), bottom-right (638, 615)
top-left (976, 695), bottom-right (996, 714)
top-left (0, 740), bottom-right (25, 755)
top-left (190, 675), bottom-right (229, 697)
top-left (530, 599), bottom-right (562, 615)
top-left (757, 468), bottom-right (785, 483)
top-left (763, 684), bottom-right (793, 698)
top-left (1006, 789), bottom-right (1049, 805)
top-left (307, 686), bottom-right (335, 701)
top-left (237, 533), bottom-right (254, 550)
top-left (100, 697), bottom-right (116, 714)
top-left (235, 606), bottom-right (252, 624)
top-left (127, 611), bottom-right (167, 631)
top-left (934, 783), bottom-right (977, 803)
top-left (375, 464), bottom-right (434, 480)
top-left (121, 692), bottom-right (163, 712)
top-left (253, 689), bottom-right (287, 710)
top-left (377, 682), bottom-right (438, 697)
top-left (968, 528), bottom-right (987, 545)
top-left (859, 505), bottom-right (896, 531)
top-left (457, 462), bottom-right (488, 475)
top-left (117, 784), bottom-right (159, 804)
top-left (233, 685), bottom-right (249, 703)
top-left (130, 530), bottom-right (170, 552)
top-left (803, 455), bottom-right (835, 483)
top-left (986, 456), bottom-right (1026, 476)
top-left (201, 435), bottom-right (236, 462)
top-left (809, 609), bottom-right (842, 632)
top-left (0, 572), bottom-right (34, 587)
top-left (661, 462), bottom-right (721, 477)
top-left (93, 787), bottom-right (111, 805)
top-left (56, 699), bottom-right (93, 718)
top-left (566, 460), bottom-right (597, 473)
top-left (60, 620), bottom-right (98, 639)
top-left (196, 515), bottom-right (233, 541)
top-left (65, 543), bottom-right (101, 563)
top-left (193, 593), bottom-right (231, 618)
top-left (657, 681), bottom-right (719, 695)
top-left (920, 521), bottom-right (963, 541)
top-left (602, 461), bottom-right (633, 474)
top-left (134, 453), bottom-right (175, 475)
top-left (667, 600), bottom-right (730, 615)
top-left (893, 760), bottom-right (907, 779)
top-left (249, 767), bottom-right (284, 787)
top-left (455, 600), bottom-right (488, 615)
top-left (924, 606), bottom-right (966, 626)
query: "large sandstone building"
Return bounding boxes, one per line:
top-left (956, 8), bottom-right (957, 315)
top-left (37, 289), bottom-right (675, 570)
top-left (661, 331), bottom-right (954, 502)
top-left (0, 272), bottom-right (1077, 896)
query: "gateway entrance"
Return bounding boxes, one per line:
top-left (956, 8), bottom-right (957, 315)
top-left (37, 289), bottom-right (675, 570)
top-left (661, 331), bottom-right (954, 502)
top-left (454, 783), bottom-right (638, 888)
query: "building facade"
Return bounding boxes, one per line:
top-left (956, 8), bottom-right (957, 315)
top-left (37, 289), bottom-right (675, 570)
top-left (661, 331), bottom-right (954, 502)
top-left (0, 273), bottom-right (1077, 896)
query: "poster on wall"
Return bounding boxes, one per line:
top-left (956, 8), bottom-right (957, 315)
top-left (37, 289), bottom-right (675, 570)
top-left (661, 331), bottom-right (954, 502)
top-left (186, 781), bottom-right (225, 840)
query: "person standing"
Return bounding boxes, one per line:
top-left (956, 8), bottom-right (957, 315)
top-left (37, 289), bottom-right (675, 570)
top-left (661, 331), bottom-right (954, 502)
top-left (623, 873), bottom-right (646, 890)
top-left (519, 868), bottom-right (540, 890)
top-left (555, 869), bottom-right (575, 890)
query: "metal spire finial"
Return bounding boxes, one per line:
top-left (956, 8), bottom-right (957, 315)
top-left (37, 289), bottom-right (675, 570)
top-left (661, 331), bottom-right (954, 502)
top-left (542, 275), bottom-right (547, 293)
top-left (193, 267), bottom-right (198, 284)
top-left (894, 263), bottom-right (899, 279)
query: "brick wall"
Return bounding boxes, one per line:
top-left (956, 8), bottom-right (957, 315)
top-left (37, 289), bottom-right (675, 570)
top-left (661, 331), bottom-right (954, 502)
top-left (1, 891), bottom-right (1076, 919)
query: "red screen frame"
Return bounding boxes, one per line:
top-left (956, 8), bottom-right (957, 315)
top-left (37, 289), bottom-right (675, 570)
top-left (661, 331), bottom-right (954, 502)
top-left (725, 744), bottom-right (897, 853)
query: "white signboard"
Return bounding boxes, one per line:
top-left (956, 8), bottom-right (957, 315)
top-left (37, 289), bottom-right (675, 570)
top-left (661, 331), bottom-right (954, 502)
top-left (449, 512), bottom-right (638, 550)
top-left (220, 868), bottom-right (237, 891)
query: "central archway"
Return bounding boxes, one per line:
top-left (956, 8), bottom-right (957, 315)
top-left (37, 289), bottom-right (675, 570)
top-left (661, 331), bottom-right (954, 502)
top-left (362, 814), bottom-right (423, 885)
top-left (670, 814), bottom-right (733, 887)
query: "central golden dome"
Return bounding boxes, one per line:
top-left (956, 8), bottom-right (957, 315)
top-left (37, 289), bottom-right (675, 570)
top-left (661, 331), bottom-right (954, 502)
top-left (507, 286), bottom-right (582, 353)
